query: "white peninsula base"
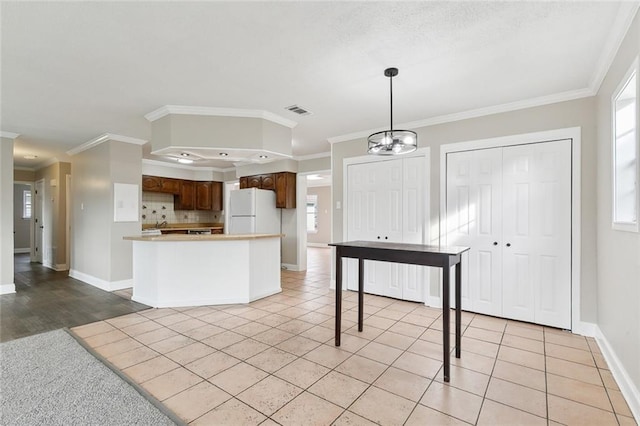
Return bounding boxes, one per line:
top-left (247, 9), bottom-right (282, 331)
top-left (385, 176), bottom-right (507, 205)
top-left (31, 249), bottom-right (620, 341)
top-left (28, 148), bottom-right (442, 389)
top-left (126, 234), bottom-right (282, 308)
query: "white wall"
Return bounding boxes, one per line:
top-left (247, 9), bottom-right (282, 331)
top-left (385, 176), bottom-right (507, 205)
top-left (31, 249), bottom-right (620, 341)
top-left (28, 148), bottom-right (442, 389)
top-left (595, 9), bottom-right (640, 418)
top-left (13, 183), bottom-right (31, 251)
top-left (70, 140), bottom-right (142, 289)
top-left (0, 137), bottom-right (16, 294)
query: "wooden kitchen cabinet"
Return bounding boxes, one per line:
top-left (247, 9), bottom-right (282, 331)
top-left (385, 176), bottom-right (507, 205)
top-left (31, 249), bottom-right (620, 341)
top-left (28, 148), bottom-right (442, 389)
top-left (275, 172), bottom-right (296, 208)
top-left (175, 180), bottom-right (196, 210)
top-left (195, 181), bottom-right (223, 211)
top-left (142, 175), bottom-right (180, 194)
top-left (237, 172), bottom-right (296, 208)
top-left (211, 181), bottom-right (223, 211)
top-left (259, 174), bottom-right (275, 190)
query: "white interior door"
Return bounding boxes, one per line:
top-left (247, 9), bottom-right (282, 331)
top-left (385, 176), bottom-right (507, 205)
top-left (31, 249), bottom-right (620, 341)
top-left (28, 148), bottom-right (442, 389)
top-left (401, 156), bottom-right (425, 302)
top-left (446, 148), bottom-right (503, 316)
top-left (35, 179), bottom-right (44, 264)
top-left (502, 140), bottom-right (572, 328)
top-left (446, 139), bottom-right (572, 329)
top-left (346, 157), bottom-right (425, 301)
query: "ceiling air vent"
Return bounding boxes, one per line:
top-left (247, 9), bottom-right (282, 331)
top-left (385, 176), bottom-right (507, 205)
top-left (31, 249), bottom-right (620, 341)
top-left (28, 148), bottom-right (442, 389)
top-left (285, 105), bottom-right (311, 116)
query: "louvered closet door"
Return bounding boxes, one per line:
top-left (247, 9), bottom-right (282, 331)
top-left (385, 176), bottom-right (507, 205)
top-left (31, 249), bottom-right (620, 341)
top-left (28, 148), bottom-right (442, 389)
top-left (446, 148), bottom-right (503, 316)
top-left (502, 140), bottom-right (571, 328)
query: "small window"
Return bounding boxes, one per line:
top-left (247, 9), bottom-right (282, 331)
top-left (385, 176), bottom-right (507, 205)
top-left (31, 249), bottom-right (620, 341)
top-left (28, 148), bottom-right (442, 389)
top-left (23, 190), bottom-right (32, 219)
top-left (306, 195), bottom-right (318, 233)
top-left (612, 57), bottom-right (639, 232)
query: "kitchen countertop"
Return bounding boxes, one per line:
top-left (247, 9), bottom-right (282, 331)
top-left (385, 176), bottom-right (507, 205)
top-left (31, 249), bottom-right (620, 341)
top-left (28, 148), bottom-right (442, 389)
top-left (124, 233), bottom-right (283, 242)
top-left (142, 223), bottom-right (224, 231)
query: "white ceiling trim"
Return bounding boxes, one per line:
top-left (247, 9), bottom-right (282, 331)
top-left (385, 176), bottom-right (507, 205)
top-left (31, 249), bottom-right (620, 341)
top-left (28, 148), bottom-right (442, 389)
top-left (294, 152), bottom-right (331, 161)
top-left (142, 158), bottom-right (230, 173)
top-left (589, 2), bottom-right (640, 94)
top-left (328, 87), bottom-right (594, 144)
top-left (67, 133), bottom-right (148, 156)
top-left (144, 105), bottom-right (298, 129)
top-left (1, 131), bottom-right (20, 139)
top-left (14, 166), bottom-right (35, 172)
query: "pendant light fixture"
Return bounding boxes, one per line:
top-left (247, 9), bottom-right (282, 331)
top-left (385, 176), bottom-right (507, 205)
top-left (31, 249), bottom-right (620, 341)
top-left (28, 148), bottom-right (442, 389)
top-left (368, 67), bottom-right (417, 155)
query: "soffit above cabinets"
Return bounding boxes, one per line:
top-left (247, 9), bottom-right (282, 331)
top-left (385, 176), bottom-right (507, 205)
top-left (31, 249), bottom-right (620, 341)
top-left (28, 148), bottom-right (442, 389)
top-left (148, 106), bottom-right (295, 168)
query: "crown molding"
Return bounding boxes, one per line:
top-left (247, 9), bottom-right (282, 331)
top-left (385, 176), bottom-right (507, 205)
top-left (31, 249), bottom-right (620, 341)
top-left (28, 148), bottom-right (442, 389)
top-left (142, 158), bottom-right (229, 173)
top-left (1, 131), bottom-right (20, 139)
top-left (589, 2), bottom-right (640, 94)
top-left (13, 166), bottom-right (35, 172)
top-left (67, 133), bottom-right (148, 156)
top-left (294, 151), bottom-right (331, 161)
top-left (328, 87), bottom-right (594, 144)
top-left (144, 105), bottom-right (298, 129)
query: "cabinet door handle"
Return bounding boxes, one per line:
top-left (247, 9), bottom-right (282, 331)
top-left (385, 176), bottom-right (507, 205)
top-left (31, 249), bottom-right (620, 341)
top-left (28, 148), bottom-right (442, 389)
top-left (377, 236), bottom-right (380, 239)
top-left (493, 242), bottom-right (498, 246)
top-left (384, 236), bottom-right (388, 240)
top-left (506, 243), bottom-right (511, 247)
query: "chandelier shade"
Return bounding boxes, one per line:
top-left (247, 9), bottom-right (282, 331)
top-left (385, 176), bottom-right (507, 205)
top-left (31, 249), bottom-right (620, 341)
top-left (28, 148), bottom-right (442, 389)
top-left (368, 67), bottom-right (417, 155)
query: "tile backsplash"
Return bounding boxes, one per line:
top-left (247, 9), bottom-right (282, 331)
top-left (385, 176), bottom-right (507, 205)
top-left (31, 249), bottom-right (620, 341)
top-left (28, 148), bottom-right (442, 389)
top-left (141, 192), bottom-right (219, 225)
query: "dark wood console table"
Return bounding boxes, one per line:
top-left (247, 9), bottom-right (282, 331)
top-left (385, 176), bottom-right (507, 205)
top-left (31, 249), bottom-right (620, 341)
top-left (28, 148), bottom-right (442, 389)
top-left (329, 241), bottom-right (470, 382)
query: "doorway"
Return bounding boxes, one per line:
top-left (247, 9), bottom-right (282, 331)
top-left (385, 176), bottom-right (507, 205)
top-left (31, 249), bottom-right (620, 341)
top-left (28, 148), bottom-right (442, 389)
top-left (13, 182), bottom-right (34, 256)
top-left (34, 179), bottom-right (44, 264)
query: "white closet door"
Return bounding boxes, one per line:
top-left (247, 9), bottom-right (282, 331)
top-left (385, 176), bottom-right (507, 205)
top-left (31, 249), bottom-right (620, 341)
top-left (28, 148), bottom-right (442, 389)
top-left (346, 157), bottom-right (425, 301)
top-left (502, 140), bottom-right (571, 328)
top-left (446, 148), bottom-right (503, 316)
top-left (402, 156), bottom-right (425, 302)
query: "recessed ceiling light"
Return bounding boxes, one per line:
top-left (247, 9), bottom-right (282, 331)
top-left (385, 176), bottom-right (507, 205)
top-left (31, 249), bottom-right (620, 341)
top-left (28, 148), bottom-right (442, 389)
top-left (259, 155), bottom-right (268, 159)
top-left (219, 152), bottom-right (228, 157)
top-left (177, 158), bottom-right (193, 164)
top-left (23, 155), bottom-right (37, 160)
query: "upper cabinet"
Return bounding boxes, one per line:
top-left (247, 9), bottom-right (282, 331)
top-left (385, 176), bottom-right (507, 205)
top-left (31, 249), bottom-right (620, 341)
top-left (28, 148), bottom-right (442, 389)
top-left (239, 172), bottom-right (296, 208)
top-left (143, 175), bottom-right (223, 211)
top-left (195, 181), bottom-right (223, 211)
top-left (175, 180), bottom-right (196, 210)
top-left (142, 175), bottom-right (180, 194)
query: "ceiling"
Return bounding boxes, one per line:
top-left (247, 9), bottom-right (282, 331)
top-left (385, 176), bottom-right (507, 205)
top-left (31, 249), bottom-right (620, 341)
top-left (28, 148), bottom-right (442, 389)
top-left (2, 2), bottom-right (635, 170)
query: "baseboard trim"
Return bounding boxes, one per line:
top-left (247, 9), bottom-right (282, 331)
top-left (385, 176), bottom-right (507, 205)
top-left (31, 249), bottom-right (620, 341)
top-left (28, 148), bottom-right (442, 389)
top-left (250, 288), bottom-right (282, 302)
top-left (69, 269), bottom-right (133, 292)
top-left (281, 263), bottom-right (304, 272)
top-left (595, 325), bottom-right (640, 422)
top-left (572, 321), bottom-right (597, 337)
top-left (0, 284), bottom-right (16, 295)
top-left (54, 263), bottom-right (68, 272)
top-left (132, 294), bottom-right (250, 308)
top-left (14, 248), bottom-right (30, 254)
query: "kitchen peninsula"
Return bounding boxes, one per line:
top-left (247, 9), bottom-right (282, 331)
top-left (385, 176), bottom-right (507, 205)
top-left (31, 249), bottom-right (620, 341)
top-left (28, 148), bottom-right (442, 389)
top-left (123, 233), bottom-right (282, 308)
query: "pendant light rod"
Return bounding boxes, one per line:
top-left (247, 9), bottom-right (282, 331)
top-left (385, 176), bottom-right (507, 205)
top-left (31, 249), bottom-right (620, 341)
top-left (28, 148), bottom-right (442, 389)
top-left (385, 67), bottom-right (398, 132)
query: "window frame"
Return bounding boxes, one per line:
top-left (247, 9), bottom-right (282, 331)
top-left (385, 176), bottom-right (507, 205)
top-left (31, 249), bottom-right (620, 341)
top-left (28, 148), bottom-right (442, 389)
top-left (22, 189), bottom-right (32, 219)
top-left (611, 56), bottom-right (639, 232)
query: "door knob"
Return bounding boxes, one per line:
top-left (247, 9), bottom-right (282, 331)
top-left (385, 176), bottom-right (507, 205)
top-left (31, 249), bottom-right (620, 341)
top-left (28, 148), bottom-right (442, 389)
top-left (506, 243), bottom-right (511, 247)
top-left (384, 236), bottom-right (388, 240)
top-left (377, 236), bottom-right (380, 239)
top-left (493, 242), bottom-right (498, 246)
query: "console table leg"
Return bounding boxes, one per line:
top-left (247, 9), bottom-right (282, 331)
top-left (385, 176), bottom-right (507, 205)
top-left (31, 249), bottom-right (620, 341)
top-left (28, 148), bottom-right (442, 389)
top-left (335, 252), bottom-right (342, 347)
top-left (358, 258), bottom-right (364, 332)
top-left (442, 265), bottom-right (450, 382)
top-left (455, 261), bottom-right (462, 358)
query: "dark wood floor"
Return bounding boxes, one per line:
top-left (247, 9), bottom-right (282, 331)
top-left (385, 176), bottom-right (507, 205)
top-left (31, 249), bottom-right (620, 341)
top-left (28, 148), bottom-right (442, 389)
top-left (1, 254), bottom-right (150, 343)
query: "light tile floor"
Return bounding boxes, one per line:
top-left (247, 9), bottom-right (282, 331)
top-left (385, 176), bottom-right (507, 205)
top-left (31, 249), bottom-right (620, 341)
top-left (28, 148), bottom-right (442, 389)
top-left (72, 248), bottom-right (637, 425)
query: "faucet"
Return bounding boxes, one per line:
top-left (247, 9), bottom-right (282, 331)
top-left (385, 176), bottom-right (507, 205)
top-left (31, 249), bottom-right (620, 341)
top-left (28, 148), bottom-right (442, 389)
top-left (155, 221), bottom-right (168, 228)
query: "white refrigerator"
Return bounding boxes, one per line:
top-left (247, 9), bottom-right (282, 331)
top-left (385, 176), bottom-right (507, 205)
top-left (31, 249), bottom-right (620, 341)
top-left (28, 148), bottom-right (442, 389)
top-left (228, 188), bottom-right (281, 234)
